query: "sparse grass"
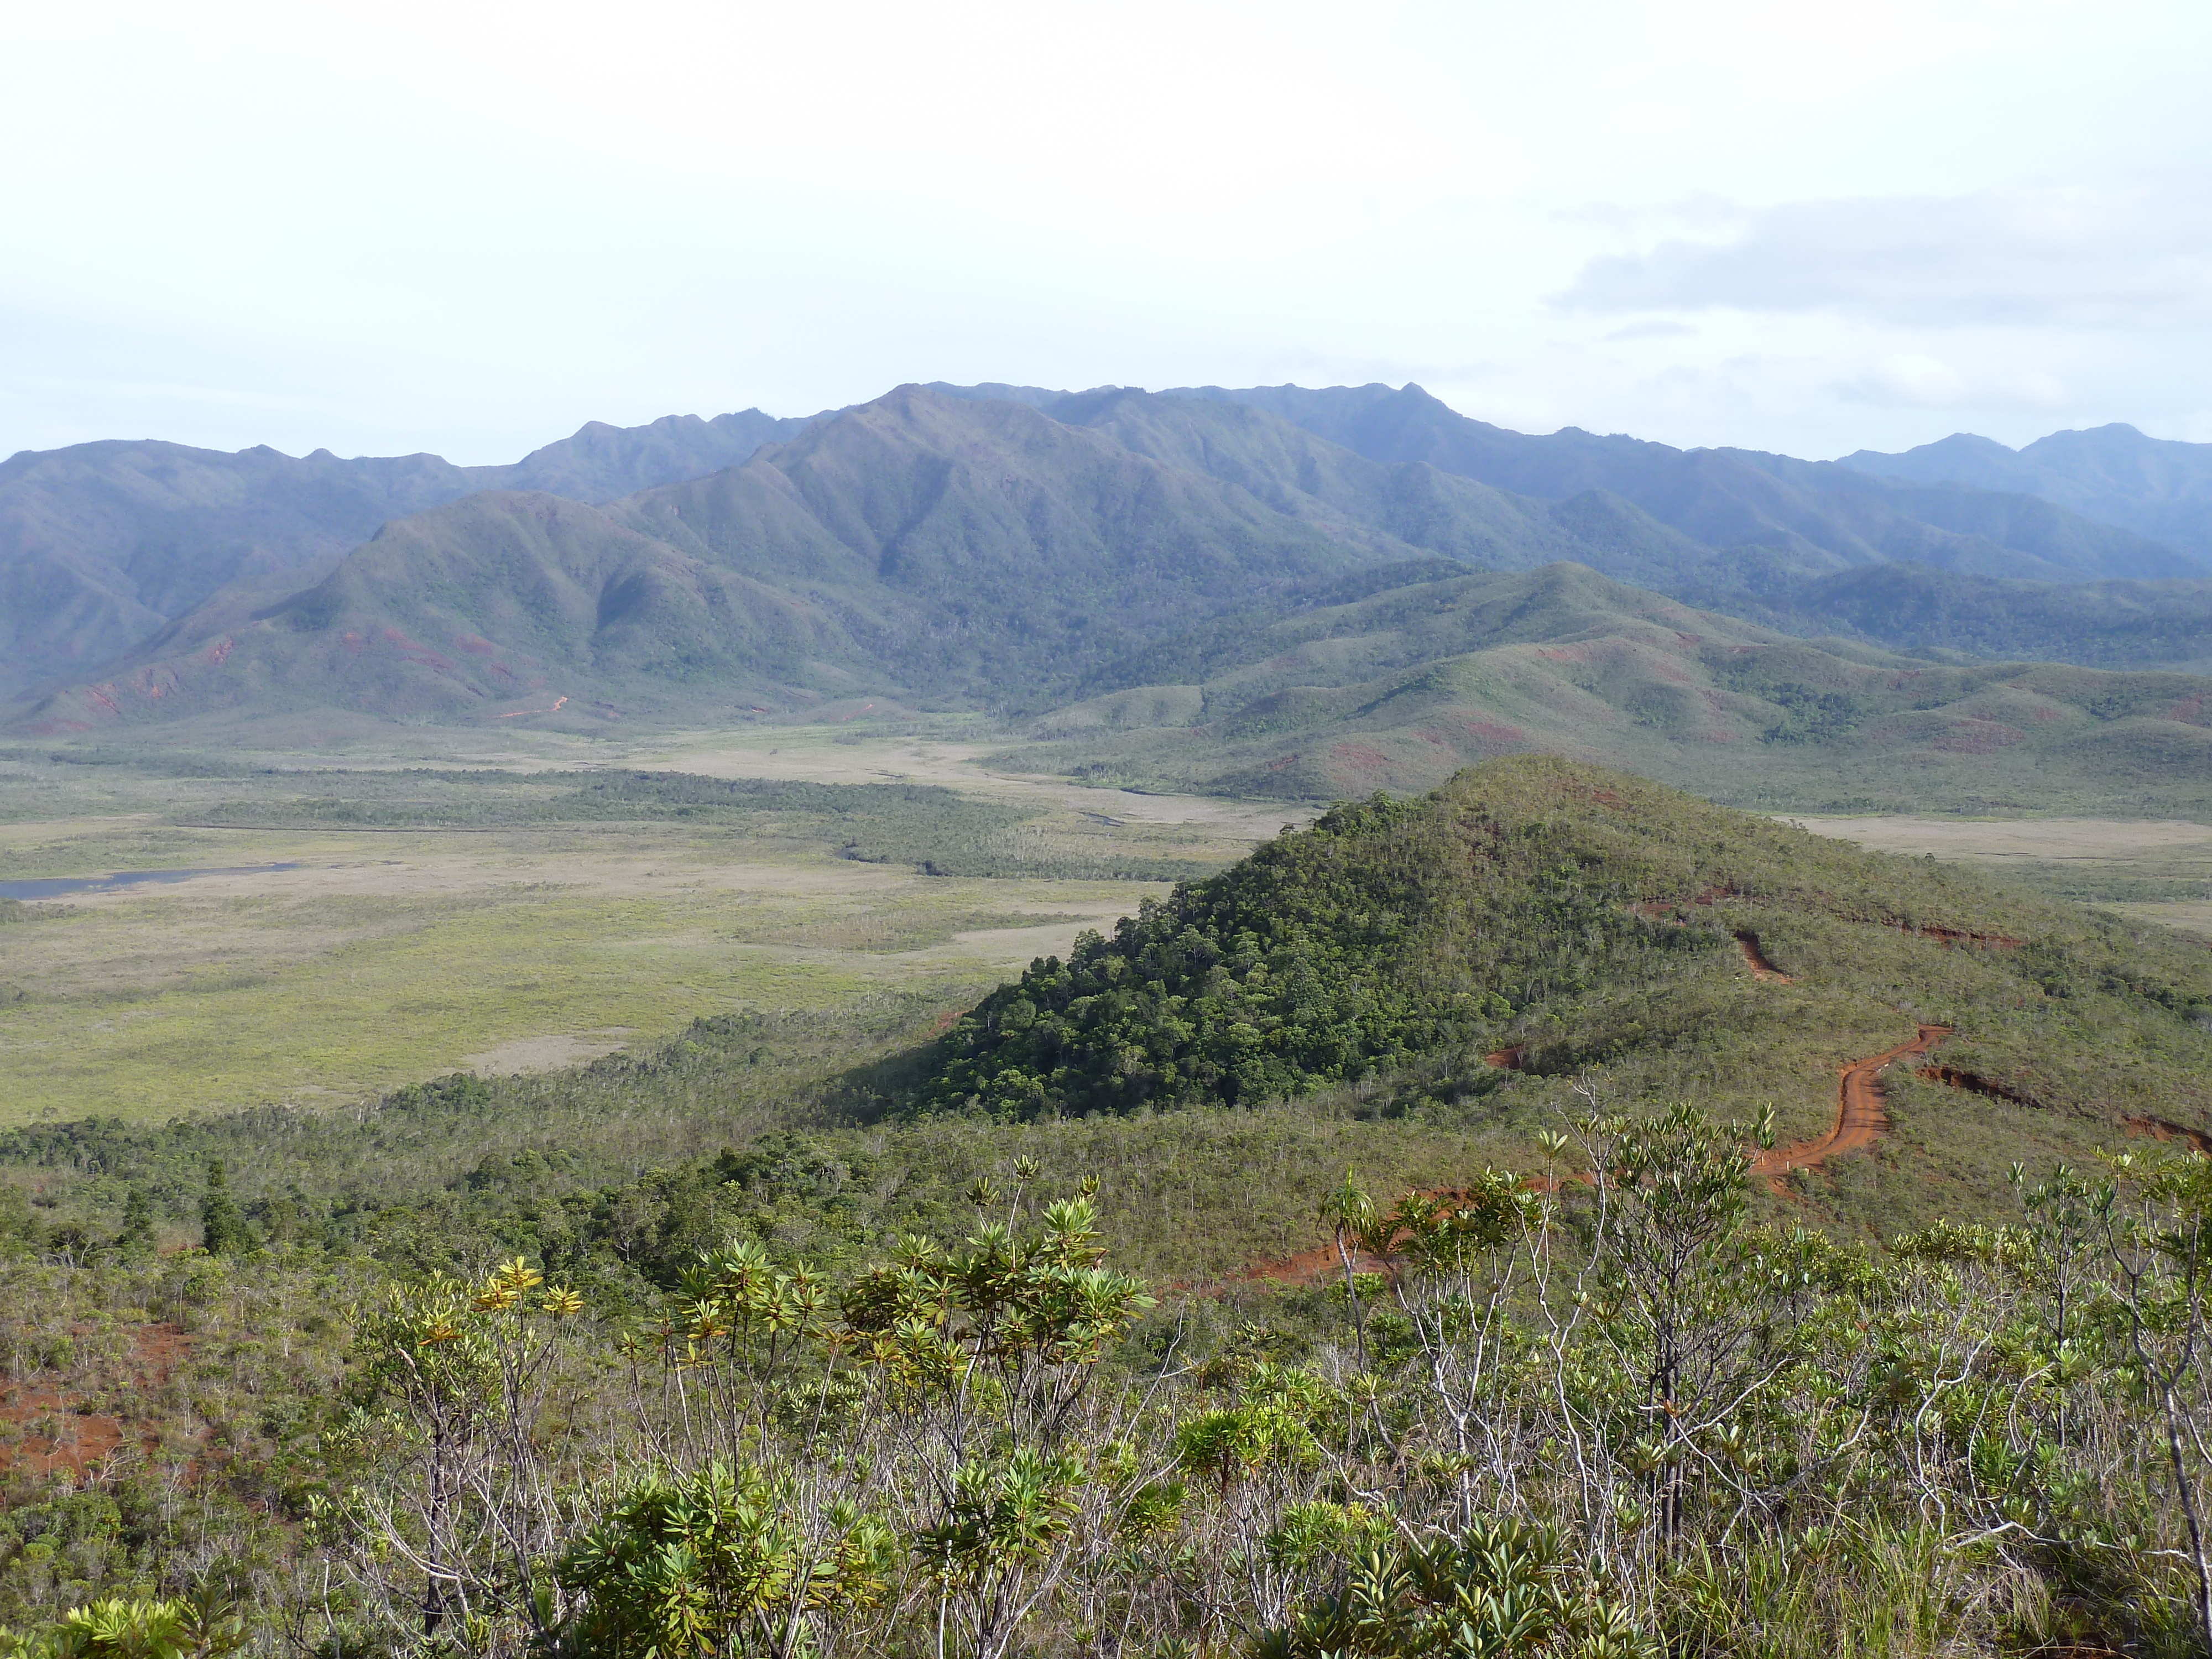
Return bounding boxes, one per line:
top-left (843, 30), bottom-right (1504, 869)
top-left (0, 735), bottom-right (1292, 1125)
top-left (0, 847), bottom-right (1152, 1121)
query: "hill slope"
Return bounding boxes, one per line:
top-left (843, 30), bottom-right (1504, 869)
top-left (1171, 383), bottom-right (2202, 582)
top-left (0, 409), bottom-right (814, 697)
top-left (995, 560), bottom-right (2212, 813)
top-left (8, 389), bottom-right (1410, 730)
top-left (1684, 561), bottom-right (2212, 674)
top-left (1840, 422), bottom-right (2212, 560)
top-left (906, 757), bottom-right (2212, 1230)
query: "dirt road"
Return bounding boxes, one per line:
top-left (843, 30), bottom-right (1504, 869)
top-left (1751, 1024), bottom-right (1950, 1188)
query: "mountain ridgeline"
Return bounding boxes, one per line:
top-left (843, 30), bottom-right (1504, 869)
top-left (0, 409), bottom-right (812, 697)
top-left (1841, 420), bottom-right (2212, 561)
top-left (16, 384), bottom-right (2212, 813)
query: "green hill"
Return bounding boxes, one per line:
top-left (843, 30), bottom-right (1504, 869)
top-left (1691, 559), bottom-right (2212, 672)
top-left (997, 561), bottom-right (2212, 813)
top-left (30, 388), bottom-right (1730, 734)
top-left (906, 755), bottom-right (2212, 1231)
top-left (9, 390), bottom-right (1407, 731)
top-left (23, 383), bottom-right (2212, 740)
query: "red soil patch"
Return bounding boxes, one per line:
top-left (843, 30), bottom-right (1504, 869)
top-left (1327, 743), bottom-right (1393, 774)
top-left (1457, 718), bottom-right (1526, 748)
top-left (1734, 931), bottom-right (1793, 984)
top-left (1217, 1239), bottom-right (1390, 1291)
top-left (494, 695), bottom-right (568, 719)
top-left (1751, 1025), bottom-right (1950, 1191)
top-left (1917, 1063), bottom-right (2042, 1109)
top-left (2124, 1114), bottom-right (2212, 1155)
top-left (1889, 922), bottom-right (2025, 950)
top-left (0, 1322), bottom-right (192, 1479)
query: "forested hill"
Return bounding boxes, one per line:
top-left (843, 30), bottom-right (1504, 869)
top-left (18, 380), bottom-right (2212, 728)
top-left (909, 757), bottom-right (2212, 1222)
top-left (1157, 382), bottom-right (2201, 580)
top-left (0, 410), bottom-right (812, 698)
top-left (1840, 421), bottom-right (2212, 560)
top-left (996, 559), bottom-right (2212, 815)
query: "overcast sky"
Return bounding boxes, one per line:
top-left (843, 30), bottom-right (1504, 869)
top-left (4, 0), bottom-right (2208, 465)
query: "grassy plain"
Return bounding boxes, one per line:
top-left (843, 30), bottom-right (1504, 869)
top-left (1787, 812), bottom-right (2212, 935)
top-left (0, 722), bottom-right (1304, 1125)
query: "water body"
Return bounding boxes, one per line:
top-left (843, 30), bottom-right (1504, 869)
top-left (0, 863), bottom-right (304, 901)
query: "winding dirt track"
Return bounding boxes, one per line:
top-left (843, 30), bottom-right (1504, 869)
top-left (1214, 1025), bottom-right (1954, 1288)
top-left (1751, 1024), bottom-right (1950, 1190)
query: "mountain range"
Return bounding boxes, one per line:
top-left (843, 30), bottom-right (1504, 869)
top-left (12, 382), bottom-right (2212, 811)
top-left (1840, 421), bottom-right (2212, 560)
top-left (0, 409), bottom-right (810, 695)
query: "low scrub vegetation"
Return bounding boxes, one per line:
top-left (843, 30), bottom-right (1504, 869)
top-left (4, 758), bottom-right (2211, 1656)
top-left (0, 1121), bottom-right (2206, 1658)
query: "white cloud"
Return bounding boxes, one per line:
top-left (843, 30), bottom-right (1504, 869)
top-left (1603, 321), bottom-right (1699, 342)
top-left (1832, 353), bottom-right (2072, 411)
top-left (1559, 187), bottom-right (2212, 328)
top-left (1839, 353), bottom-right (1968, 405)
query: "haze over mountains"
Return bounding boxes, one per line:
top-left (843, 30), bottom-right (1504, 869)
top-left (0, 409), bottom-right (809, 693)
top-left (1840, 422), bottom-right (2212, 561)
top-left (11, 380), bottom-right (2212, 810)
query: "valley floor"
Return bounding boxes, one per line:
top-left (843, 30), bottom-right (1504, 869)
top-left (11, 719), bottom-right (2212, 1131)
top-left (0, 722), bottom-right (1298, 1124)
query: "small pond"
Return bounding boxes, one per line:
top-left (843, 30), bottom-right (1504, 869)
top-left (0, 863), bottom-right (305, 901)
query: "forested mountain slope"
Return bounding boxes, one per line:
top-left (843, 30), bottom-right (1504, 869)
top-left (1688, 561), bottom-right (2212, 674)
top-left (18, 380), bottom-right (2212, 716)
top-left (8, 389), bottom-right (1406, 729)
top-left (997, 561), bottom-right (2212, 812)
top-left (1168, 382), bottom-right (2201, 581)
top-left (1842, 421), bottom-right (2212, 560)
top-left (0, 409), bottom-right (811, 696)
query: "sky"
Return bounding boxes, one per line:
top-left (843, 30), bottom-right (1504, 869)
top-left (4, 0), bottom-right (2210, 465)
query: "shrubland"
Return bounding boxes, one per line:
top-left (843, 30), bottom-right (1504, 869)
top-left (2, 759), bottom-right (2211, 1656)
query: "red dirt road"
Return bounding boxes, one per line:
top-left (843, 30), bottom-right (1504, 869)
top-left (1752, 1024), bottom-right (1950, 1190)
top-left (1217, 1021), bottom-right (1981, 1290)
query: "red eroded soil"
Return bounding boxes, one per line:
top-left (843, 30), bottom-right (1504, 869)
top-left (1734, 931), bottom-right (1793, 984)
top-left (0, 1322), bottom-right (192, 1478)
top-left (1888, 922), bottom-right (2025, 950)
top-left (1917, 1063), bottom-right (2041, 1109)
top-left (2124, 1114), bottom-right (2212, 1155)
top-left (1752, 1025), bottom-right (1951, 1190)
top-left (1217, 1240), bottom-right (1395, 1291)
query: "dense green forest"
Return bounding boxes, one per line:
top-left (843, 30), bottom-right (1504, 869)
top-left (1, 760), bottom-right (2209, 1657)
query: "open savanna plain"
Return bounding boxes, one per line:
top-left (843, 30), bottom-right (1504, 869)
top-left (1788, 811), bottom-right (2212, 935)
top-left (0, 721), bottom-right (1299, 1123)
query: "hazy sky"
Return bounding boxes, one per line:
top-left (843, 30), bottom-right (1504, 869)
top-left (6, 0), bottom-right (2209, 464)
